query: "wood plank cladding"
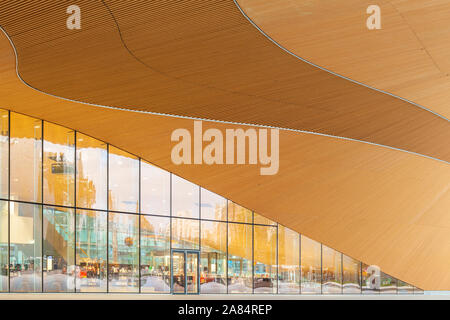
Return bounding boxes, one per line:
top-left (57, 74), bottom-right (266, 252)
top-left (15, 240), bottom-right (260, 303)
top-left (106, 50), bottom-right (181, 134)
top-left (0, 31), bottom-right (449, 290)
top-left (0, 1), bottom-right (449, 162)
top-left (238, 0), bottom-right (450, 119)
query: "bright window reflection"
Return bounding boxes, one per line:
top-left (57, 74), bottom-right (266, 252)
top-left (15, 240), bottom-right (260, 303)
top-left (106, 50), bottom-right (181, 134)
top-left (228, 223), bottom-right (252, 293)
top-left (76, 133), bottom-right (107, 210)
top-left (254, 225), bottom-right (277, 293)
top-left (43, 206), bottom-right (75, 292)
top-left (10, 113), bottom-right (42, 203)
top-left (141, 161), bottom-right (170, 216)
top-left (172, 217), bottom-right (199, 250)
top-left (76, 209), bottom-right (107, 292)
top-left (362, 263), bottom-right (379, 294)
top-left (108, 212), bottom-right (139, 292)
top-left (108, 146), bottom-right (139, 213)
top-left (0, 110), bottom-right (8, 199)
top-left (322, 245), bottom-right (342, 294)
top-left (43, 122), bottom-right (75, 207)
top-left (228, 201), bottom-right (252, 223)
top-left (172, 175), bottom-right (199, 218)
top-left (9, 202), bottom-right (42, 292)
top-left (200, 220), bottom-right (227, 293)
top-left (343, 255), bottom-right (361, 294)
top-left (278, 225), bottom-right (299, 294)
top-left (200, 188), bottom-right (227, 221)
top-left (301, 235), bottom-right (321, 294)
top-left (0, 201), bottom-right (7, 292)
top-left (398, 280), bottom-right (414, 294)
top-left (140, 215), bottom-right (171, 293)
top-left (253, 213), bottom-right (276, 226)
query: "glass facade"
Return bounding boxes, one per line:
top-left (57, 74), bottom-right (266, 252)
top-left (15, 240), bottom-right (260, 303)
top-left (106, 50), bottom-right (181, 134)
top-left (0, 109), bottom-right (422, 295)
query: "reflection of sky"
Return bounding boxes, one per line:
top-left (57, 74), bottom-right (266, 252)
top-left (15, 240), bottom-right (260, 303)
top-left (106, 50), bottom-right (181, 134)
top-left (77, 146), bottom-right (107, 208)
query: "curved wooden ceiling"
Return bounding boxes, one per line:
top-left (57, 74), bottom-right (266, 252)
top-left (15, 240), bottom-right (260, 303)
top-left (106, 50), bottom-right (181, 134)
top-left (239, 0), bottom-right (450, 119)
top-left (0, 27), bottom-right (449, 290)
top-left (0, 0), bottom-right (449, 162)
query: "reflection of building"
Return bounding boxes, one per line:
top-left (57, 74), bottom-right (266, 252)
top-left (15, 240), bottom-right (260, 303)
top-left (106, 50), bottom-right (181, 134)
top-left (0, 110), bottom-right (422, 295)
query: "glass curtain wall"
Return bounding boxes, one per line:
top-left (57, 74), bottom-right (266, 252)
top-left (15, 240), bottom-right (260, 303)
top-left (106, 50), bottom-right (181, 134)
top-left (0, 109), bottom-right (421, 295)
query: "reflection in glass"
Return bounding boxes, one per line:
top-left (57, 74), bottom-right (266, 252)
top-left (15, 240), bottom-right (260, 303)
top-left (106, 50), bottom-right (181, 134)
top-left (278, 225), bottom-right (299, 294)
top-left (108, 212), bottom-right (139, 292)
top-left (362, 263), bottom-right (379, 294)
top-left (108, 146), bottom-right (139, 213)
top-left (380, 272), bottom-right (397, 294)
top-left (9, 202), bottom-right (42, 292)
top-left (76, 133), bottom-right (107, 210)
top-left (141, 215), bottom-right (170, 293)
top-left (342, 255), bottom-right (361, 294)
top-left (200, 188), bottom-right (227, 221)
top-left (186, 252), bottom-right (199, 294)
top-left (228, 201), bottom-right (252, 223)
top-left (0, 110), bottom-right (8, 199)
top-left (200, 221), bottom-right (227, 293)
top-left (0, 201), bottom-right (7, 292)
top-left (172, 251), bottom-right (185, 293)
top-left (76, 210), bottom-right (107, 292)
top-left (254, 225), bottom-right (277, 293)
top-left (228, 223), bottom-right (252, 293)
top-left (141, 161), bottom-right (170, 216)
top-left (10, 112), bottom-right (42, 202)
top-left (43, 122), bottom-right (75, 207)
top-left (414, 287), bottom-right (424, 294)
top-left (253, 213), bottom-right (276, 226)
top-left (301, 235), bottom-right (321, 294)
top-left (321, 245), bottom-right (342, 294)
top-left (172, 218), bottom-right (199, 250)
top-left (397, 280), bottom-right (414, 294)
top-left (172, 175), bottom-right (199, 218)
top-left (43, 206), bottom-right (75, 292)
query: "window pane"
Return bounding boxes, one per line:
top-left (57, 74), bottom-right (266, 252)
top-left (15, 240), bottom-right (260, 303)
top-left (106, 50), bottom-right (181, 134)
top-left (0, 110), bottom-right (8, 199)
top-left (76, 133), bottom-right (107, 210)
top-left (108, 146), bottom-right (139, 213)
top-left (171, 217), bottom-right (199, 250)
top-left (254, 225), bottom-right (277, 293)
top-left (172, 175), bottom-right (199, 218)
top-left (228, 223), bottom-right (252, 293)
top-left (200, 188), bottom-right (226, 221)
top-left (0, 201), bottom-right (7, 292)
top-left (301, 235), bottom-right (321, 294)
top-left (10, 113), bottom-right (42, 203)
top-left (141, 161), bottom-right (170, 216)
top-left (43, 122), bottom-right (75, 206)
top-left (108, 212), bottom-right (139, 292)
top-left (414, 287), bottom-right (424, 294)
top-left (362, 263), bottom-right (380, 294)
top-left (278, 225), bottom-right (300, 294)
top-left (343, 255), bottom-right (361, 294)
top-left (253, 213), bottom-right (276, 226)
top-left (322, 245), bottom-right (342, 294)
top-left (397, 280), bottom-right (414, 294)
top-left (200, 220), bottom-right (227, 293)
top-left (380, 272), bottom-right (397, 294)
top-left (141, 215), bottom-right (170, 293)
top-left (10, 202), bottom-right (42, 292)
top-left (43, 206), bottom-right (75, 292)
top-left (227, 201), bottom-right (252, 223)
top-left (76, 209), bottom-right (107, 292)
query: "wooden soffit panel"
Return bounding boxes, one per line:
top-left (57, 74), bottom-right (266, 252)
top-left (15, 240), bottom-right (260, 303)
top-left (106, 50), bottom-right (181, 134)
top-left (0, 30), bottom-right (449, 290)
top-left (0, 1), bottom-right (449, 162)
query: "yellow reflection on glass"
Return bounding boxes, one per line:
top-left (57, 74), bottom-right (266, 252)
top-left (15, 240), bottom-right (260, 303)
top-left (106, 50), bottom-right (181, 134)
top-left (108, 146), bottom-right (139, 213)
top-left (76, 133), bottom-right (107, 210)
top-left (343, 255), bottom-right (361, 294)
top-left (321, 245), bottom-right (342, 294)
top-left (254, 225), bottom-right (277, 293)
top-left (10, 112), bottom-right (42, 202)
top-left (278, 225), bottom-right (300, 294)
top-left (141, 161), bottom-right (170, 216)
top-left (253, 212), bottom-right (276, 226)
top-left (227, 201), bottom-right (252, 223)
top-left (0, 109), bottom-right (8, 199)
top-left (43, 122), bottom-right (75, 206)
top-left (301, 235), bottom-right (321, 294)
top-left (171, 217), bottom-right (199, 250)
top-left (228, 223), bottom-right (252, 293)
top-left (0, 201), bottom-right (7, 292)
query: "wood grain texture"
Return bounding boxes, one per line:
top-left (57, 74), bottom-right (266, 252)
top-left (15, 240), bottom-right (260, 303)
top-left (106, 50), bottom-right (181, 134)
top-left (0, 31), bottom-right (448, 290)
top-left (239, 0), bottom-right (450, 119)
top-left (0, 0), bottom-right (449, 162)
